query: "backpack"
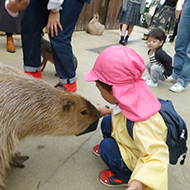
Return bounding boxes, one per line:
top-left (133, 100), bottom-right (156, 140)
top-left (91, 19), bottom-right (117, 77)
top-left (126, 98), bottom-right (188, 165)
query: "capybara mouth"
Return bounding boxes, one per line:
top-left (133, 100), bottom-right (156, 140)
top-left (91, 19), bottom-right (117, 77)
top-left (76, 118), bottom-right (99, 136)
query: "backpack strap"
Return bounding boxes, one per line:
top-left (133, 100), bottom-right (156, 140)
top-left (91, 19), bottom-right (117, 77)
top-left (126, 119), bottom-right (135, 139)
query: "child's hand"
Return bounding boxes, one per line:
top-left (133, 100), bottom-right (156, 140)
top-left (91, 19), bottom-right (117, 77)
top-left (97, 106), bottom-right (113, 118)
top-left (126, 180), bottom-right (146, 190)
top-left (47, 11), bottom-right (63, 37)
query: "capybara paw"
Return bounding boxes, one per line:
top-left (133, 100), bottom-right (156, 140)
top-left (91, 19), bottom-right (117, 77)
top-left (11, 151), bottom-right (29, 168)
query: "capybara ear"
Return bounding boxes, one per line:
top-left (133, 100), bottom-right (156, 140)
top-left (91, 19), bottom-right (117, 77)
top-left (62, 100), bottom-right (75, 111)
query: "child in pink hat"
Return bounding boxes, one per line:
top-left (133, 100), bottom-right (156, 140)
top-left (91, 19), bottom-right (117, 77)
top-left (84, 45), bottom-right (169, 190)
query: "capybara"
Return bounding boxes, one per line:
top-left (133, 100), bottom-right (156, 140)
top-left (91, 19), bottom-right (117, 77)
top-left (41, 38), bottom-right (78, 76)
top-left (0, 63), bottom-right (99, 188)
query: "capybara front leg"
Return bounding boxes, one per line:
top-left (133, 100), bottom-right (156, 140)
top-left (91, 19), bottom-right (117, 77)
top-left (10, 151), bottom-right (29, 168)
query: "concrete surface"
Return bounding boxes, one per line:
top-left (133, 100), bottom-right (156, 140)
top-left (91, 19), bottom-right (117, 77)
top-left (0, 26), bottom-right (189, 190)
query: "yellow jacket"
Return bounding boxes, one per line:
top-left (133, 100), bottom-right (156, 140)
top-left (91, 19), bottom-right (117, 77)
top-left (111, 110), bottom-right (169, 190)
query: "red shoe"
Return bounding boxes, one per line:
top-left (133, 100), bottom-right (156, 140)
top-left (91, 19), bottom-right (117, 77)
top-left (63, 81), bottom-right (77, 92)
top-left (25, 71), bottom-right (42, 79)
top-left (92, 144), bottom-right (100, 157)
top-left (99, 170), bottom-right (127, 187)
top-left (55, 81), bottom-right (77, 93)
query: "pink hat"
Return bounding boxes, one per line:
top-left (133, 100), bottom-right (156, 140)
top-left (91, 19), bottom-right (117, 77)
top-left (84, 45), bottom-right (161, 121)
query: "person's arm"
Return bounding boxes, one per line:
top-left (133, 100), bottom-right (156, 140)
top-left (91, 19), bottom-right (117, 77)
top-left (140, 0), bottom-right (146, 14)
top-left (5, 0), bottom-right (29, 17)
top-left (155, 48), bottom-right (173, 78)
top-left (46, 0), bottom-right (64, 37)
top-left (97, 106), bottom-right (113, 118)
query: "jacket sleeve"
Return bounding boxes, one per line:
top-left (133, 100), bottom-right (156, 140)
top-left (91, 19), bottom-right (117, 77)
top-left (128, 114), bottom-right (169, 190)
top-left (155, 48), bottom-right (173, 77)
top-left (5, 0), bottom-right (19, 17)
top-left (140, 0), bottom-right (146, 14)
top-left (122, 0), bottom-right (129, 11)
top-left (47, 0), bottom-right (64, 11)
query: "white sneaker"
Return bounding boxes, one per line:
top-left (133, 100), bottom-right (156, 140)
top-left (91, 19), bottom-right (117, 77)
top-left (143, 75), bottom-right (151, 81)
top-left (165, 76), bottom-right (176, 83)
top-left (146, 79), bottom-right (158, 87)
top-left (169, 83), bottom-right (186, 93)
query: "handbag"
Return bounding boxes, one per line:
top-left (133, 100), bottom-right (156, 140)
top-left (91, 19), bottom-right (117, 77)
top-left (86, 12), bottom-right (105, 35)
top-left (148, 3), bottom-right (158, 18)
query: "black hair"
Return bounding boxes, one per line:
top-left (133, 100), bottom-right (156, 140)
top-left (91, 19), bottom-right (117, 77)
top-left (147, 28), bottom-right (167, 43)
top-left (96, 80), bottom-right (112, 93)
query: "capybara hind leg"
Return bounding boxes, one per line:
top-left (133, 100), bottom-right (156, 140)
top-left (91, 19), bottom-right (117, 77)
top-left (41, 59), bottom-right (47, 71)
top-left (10, 152), bottom-right (29, 168)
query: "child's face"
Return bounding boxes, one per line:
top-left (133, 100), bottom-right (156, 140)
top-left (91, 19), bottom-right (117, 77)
top-left (147, 36), bottom-right (163, 51)
top-left (95, 81), bottom-right (117, 104)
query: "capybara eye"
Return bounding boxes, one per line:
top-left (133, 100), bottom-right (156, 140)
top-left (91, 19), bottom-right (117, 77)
top-left (81, 110), bottom-right (88, 115)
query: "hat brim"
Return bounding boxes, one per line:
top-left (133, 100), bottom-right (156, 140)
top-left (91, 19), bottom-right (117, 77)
top-left (84, 69), bottom-right (98, 82)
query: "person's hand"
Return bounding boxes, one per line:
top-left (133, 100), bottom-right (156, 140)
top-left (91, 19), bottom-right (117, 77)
top-left (7, 0), bottom-right (30, 12)
top-left (126, 180), bottom-right (146, 190)
top-left (97, 106), bottom-right (113, 118)
top-left (47, 11), bottom-right (63, 37)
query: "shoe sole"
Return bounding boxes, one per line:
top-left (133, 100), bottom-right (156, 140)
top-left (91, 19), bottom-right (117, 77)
top-left (169, 87), bottom-right (186, 93)
top-left (92, 149), bottom-right (100, 157)
top-left (7, 50), bottom-right (16, 53)
top-left (99, 176), bottom-right (128, 188)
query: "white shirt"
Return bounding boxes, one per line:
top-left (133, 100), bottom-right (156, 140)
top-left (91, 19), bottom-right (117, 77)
top-left (5, 0), bottom-right (64, 17)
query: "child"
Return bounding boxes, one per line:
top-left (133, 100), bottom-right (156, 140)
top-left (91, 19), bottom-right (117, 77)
top-left (143, 28), bottom-right (173, 87)
top-left (84, 45), bottom-right (169, 190)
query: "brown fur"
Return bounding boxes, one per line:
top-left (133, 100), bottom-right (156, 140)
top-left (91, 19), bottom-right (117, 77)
top-left (0, 63), bottom-right (99, 188)
top-left (41, 38), bottom-right (78, 75)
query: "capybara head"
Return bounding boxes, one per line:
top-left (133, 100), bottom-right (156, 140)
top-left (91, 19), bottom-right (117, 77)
top-left (0, 63), bottom-right (99, 140)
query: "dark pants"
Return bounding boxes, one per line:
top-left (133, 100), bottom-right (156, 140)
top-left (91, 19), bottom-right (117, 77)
top-left (99, 115), bottom-right (132, 183)
top-left (21, 0), bottom-right (84, 83)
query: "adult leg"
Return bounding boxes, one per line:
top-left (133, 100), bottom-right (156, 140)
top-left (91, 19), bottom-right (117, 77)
top-left (172, 0), bottom-right (190, 87)
top-left (21, 0), bottom-right (49, 72)
top-left (126, 25), bottom-right (134, 37)
top-left (50, 0), bottom-right (84, 85)
top-left (119, 24), bottom-right (128, 45)
top-left (121, 24), bottom-right (128, 37)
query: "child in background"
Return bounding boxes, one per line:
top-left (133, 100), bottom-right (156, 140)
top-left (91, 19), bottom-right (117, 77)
top-left (84, 45), bottom-right (169, 190)
top-left (143, 28), bottom-right (173, 87)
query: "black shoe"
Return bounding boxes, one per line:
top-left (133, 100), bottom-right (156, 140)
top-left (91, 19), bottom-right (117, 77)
top-left (169, 35), bottom-right (173, 39)
top-left (119, 39), bottom-right (127, 46)
top-left (169, 38), bottom-right (174, 43)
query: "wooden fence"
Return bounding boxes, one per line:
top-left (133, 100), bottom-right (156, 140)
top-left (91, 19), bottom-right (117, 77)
top-left (75, 0), bottom-right (122, 31)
